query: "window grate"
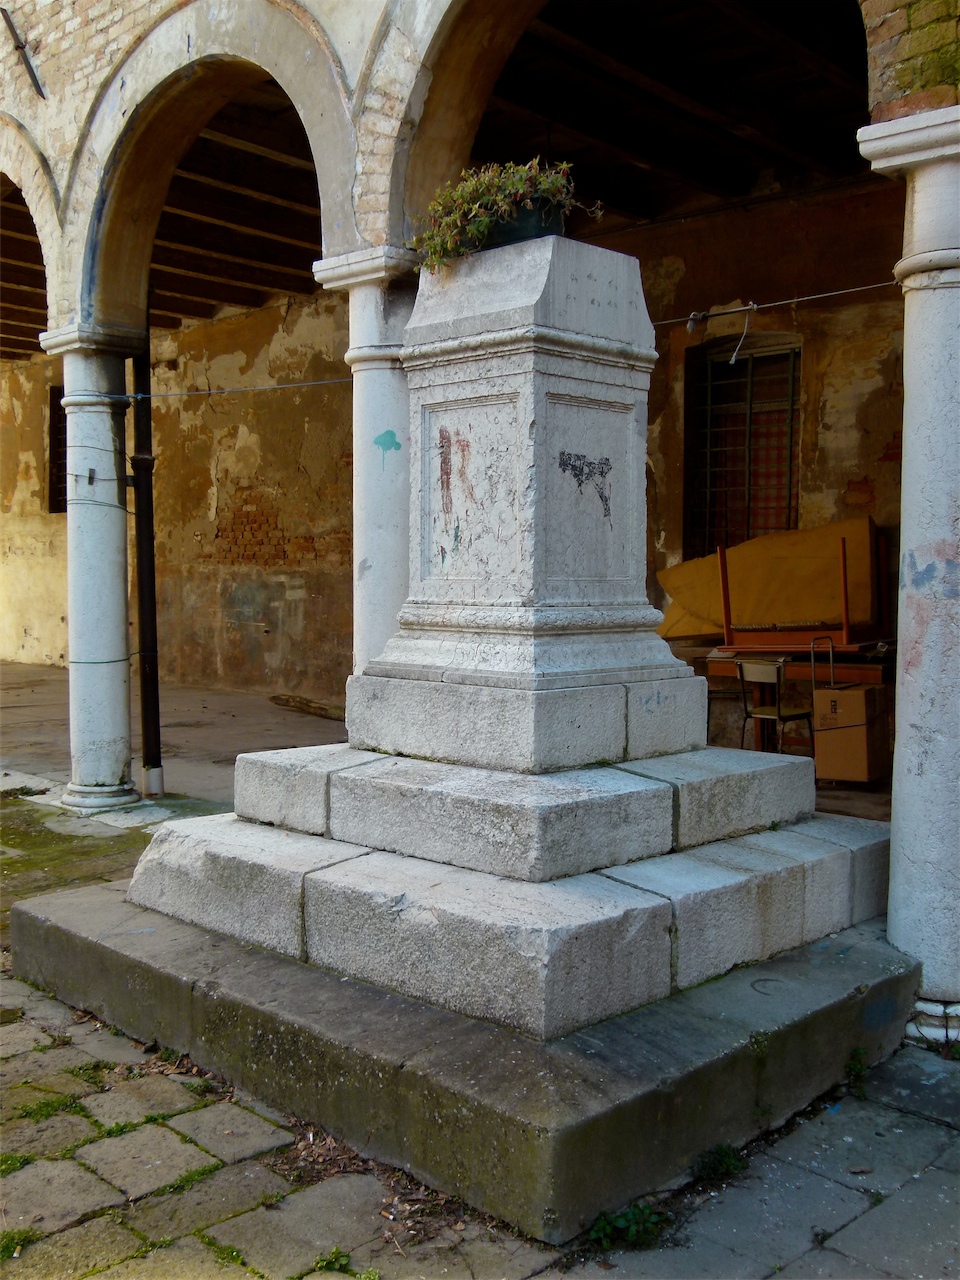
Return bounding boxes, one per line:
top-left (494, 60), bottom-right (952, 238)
top-left (684, 349), bottom-right (800, 560)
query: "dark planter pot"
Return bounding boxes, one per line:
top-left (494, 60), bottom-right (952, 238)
top-left (481, 201), bottom-right (565, 252)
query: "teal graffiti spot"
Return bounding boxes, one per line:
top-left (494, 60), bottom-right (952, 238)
top-left (374, 430), bottom-right (402, 470)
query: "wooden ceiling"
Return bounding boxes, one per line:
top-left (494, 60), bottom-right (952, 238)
top-left (1, 0), bottom-right (873, 360)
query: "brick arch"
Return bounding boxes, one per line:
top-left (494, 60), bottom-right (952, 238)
top-left (0, 113), bottom-right (61, 327)
top-left (60, 0), bottom-right (357, 338)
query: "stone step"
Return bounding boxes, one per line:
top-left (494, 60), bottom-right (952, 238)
top-left (11, 886), bottom-right (918, 1244)
top-left (127, 810), bottom-right (889, 1039)
top-left (234, 743), bottom-right (815, 879)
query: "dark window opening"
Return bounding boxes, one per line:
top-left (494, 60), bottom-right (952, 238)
top-left (684, 347), bottom-right (800, 560)
top-left (48, 385), bottom-right (67, 514)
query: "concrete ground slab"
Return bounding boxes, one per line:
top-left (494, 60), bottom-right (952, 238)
top-left (0, 1156), bottom-right (125, 1233)
top-left (166, 1099), bottom-right (294, 1162)
top-left (935, 1134), bottom-right (960, 1172)
top-left (95, 1234), bottom-right (259, 1278)
top-left (561, 1237), bottom-right (766, 1278)
top-left (1, 1082), bottom-right (62, 1122)
top-left (327, 756), bottom-right (674, 881)
top-left (615, 745), bottom-right (815, 848)
top-left (208, 1174), bottom-right (385, 1279)
top-left (775, 1245), bottom-right (899, 1277)
top-left (10, 885), bottom-right (918, 1243)
top-left (864, 1044), bottom-right (960, 1128)
top-left (82, 1074), bottom-right (199, 1127)
top-left (122, 1161), bottom-right (289, 1241)
top-left (1, 1044), bottom-right (104, 1092)
top-left (823, 1166), bottom-right (959, 1279)
top-left (766, 1096), bottom-right (955, 1195)
top-left (682, 1153), bottom-right (871, 1272)
top-left (64, 1025), bottom-right (156, 1064)
top-left (0, 1020), bottom-right (52, 1055)
top-left (8, 1216), bottom-right (143, 1280)
top-left (303, 851), bottom-right (672, 1037)
top-left (77, 1123), bottom-right (218, 1199)
top-left (3, 1109), bottom-right (97, 1156)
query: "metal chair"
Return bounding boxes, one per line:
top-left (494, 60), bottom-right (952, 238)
top-left (735, 658), bottom-right (814, 753)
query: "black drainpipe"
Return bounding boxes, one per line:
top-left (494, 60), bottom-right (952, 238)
top-left (130, 350), bottom-right (163, 797)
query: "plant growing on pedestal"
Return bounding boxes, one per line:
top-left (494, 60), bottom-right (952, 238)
top-left (409, 157), bottom-right (601, 273)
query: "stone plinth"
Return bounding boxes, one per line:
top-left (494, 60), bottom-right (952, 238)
top-left (353, 237), bottom-right (704, 770)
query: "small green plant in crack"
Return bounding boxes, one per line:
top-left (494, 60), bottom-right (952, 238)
top-left (0, 1153), bottom-right (33, 1177)
top-left (0, 1228), bottom-right (43, 1260)
top-left (693, 1143), bottom-right (748, 1184)
top-left (70, 1060), bottom-right (113, 1091)
top-left (101, 1120), bottom-right (140, 1138)
top-left (15, 1094), bottom-right (83, 1122)
top-left (870, 1190), bottom-right (884, 1206)
top-left (588, 1201), bottom-right (672, 1252)
top-left (749, 1030), bottom-right (770, 1062)
top-left (156, 1163), bottom-right (222, 1196)
top-left (846, 1047), bottom-right (869, 1099)
top-left (196, 1233), bottom-right (246, 1267)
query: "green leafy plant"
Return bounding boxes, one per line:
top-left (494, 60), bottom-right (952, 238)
top-left (0, 1153), bottom-right (32, 1177)
top-left (0, 1228), bottom-right (43, 1260)
top-left (846, 1046), bottom-right (869, 1099)
top-left (588, 1201), bottom-right (671, 1251)
top-left (409, 158), bottom-right (601, 272)
top-left (693, 1143), bottom-right (748, 1184)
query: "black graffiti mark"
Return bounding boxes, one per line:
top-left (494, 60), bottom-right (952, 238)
top-left (559, 450), bottom-right (613, 521)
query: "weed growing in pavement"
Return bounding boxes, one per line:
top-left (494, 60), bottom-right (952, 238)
top-left (0, 1228), bottom-right (43, 1260)
top-left (15, 1094), bottom-right (84, 1122)
top-left (692, 1143), bottom-right (748, 1184)
top-left (588, 1201), bottom-right (672, 1252)
top-left (196, 1233), bottom-right (246, 1267)
top-left (846, 1047), bottom-right (869, 1099)
top-left (69, 1060), bottom-right (113, 1090)
top-left (307, 1246), bottom-right (381, 1279)
top-left (0, 1153), bottom-right (32, 1177)
top-left (154, 1163), bottom-right (222, 1196)
top-left (101, 1121), bottom-right (140, 1138)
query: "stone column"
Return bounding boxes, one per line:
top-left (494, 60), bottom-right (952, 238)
top-left (39, 325), bottom-right (143, 810)
top-left (347, 237), bottom-right (706, 772)
top-left (859, 106), bottom-right (960, 1027)
top-left (314, 247), bottom-right (418, 674)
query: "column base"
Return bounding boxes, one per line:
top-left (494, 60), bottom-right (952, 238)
top-left (61, 781), bottom-right (141, 812)
top-left (904, 998), bottom-right (960, 1049)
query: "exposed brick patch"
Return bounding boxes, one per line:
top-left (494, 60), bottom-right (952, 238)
top-left (208, 487), bottom-right (348, 570)
top-left (863, 0), bottom-right (960, 118)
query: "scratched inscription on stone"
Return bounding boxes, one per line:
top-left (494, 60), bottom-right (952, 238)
top-left (422, 396), bottom-right (519, 585)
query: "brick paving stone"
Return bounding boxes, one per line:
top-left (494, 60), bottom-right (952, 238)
top-left (353, 1226), bottom-right (564, 1280)
top-left (95, 1234), bottom-right (258, 1278)
top-left (166, 1100), bottom-right (294, 1163)
top-left (77, 1123), bottom-right (219, 1200)
top-left (681, 1154), bottom-right (871, 1273)
top-left (122, 1160), bottom-right (290, 1240)
top-left (864, 1045), bottom-right (960, 1130)
top-left (559, 1238), bottom-right (767, 1279)
top-left (767, 1096), bottom-right (955, 1195)
top-left (83, 1074), bottom-right (199, 1127)
top-left (11, 1216), bottom-right (142, 1279)
top-left (3, 1109), bottom-right (97, 1156)
top-left (66, 1025), bottom-right (153, 1063)
top-left (1, 1043), bottom-right (103, 1090)
top-left (776, 1245), bottom-right (901, 1277)
top-left (209, 1174), bottom-right (384, 1279)
top-left (824, 1167), bottom-right (960, 1280)
top-left (935, 1133), bottom-right (960, 1173)
top-left (0, 1021), bottom-right (52, 1056)
top-left (0, 1157), bottom-right (125, 1233)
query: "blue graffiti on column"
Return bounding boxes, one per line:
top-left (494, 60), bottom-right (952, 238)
top-left (374, 430), bottom-right (402, 470)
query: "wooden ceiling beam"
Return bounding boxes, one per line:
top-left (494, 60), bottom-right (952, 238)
top-left (163, 177), bottom-right (321, 249)
top-left (1, 302), bottom-right (48, 324)
top-left (526, 19), bottom-right (840, 176)
top-left (150, 240), bottom-right (316, 295)
top-left (0, 258), bottom-right (45, 287)
top-left (148, 268), bottom-right (268, 310)
top-left (154, 212), bottom-right (318, 273)
top-left (176, 137), bottom-right (320, 208)
top-left (1, 341), bottom-right (41, 358)
top-left (710, 0), bottom-right (864, 98)
top-left (146, 290), bottom-right (218, 320)
top-left (171, 170), bottom-right (319, 219)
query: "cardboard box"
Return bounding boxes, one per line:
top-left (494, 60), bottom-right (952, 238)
top-left (813, 684), bottom-right (890, 782)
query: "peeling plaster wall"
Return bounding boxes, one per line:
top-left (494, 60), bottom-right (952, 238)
top-left (0, 355), bottom-right (67, 665)
top-left (145, 292), bottom-right (353, 704)
top-left (603, 180), bottom-right (907, 606)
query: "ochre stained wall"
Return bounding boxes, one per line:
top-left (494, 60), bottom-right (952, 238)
top-left (597, 179), bottom-right (907, 606)
top-left (0, 355), bottom-right (67, 665)
top-left (145, 292), bottom-right (353, 706)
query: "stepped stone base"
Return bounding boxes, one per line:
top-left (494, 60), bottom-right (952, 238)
top-left (11, 889), bottom-right (919, 1243)
top-left (128, 807), bottom-right (890, 1038)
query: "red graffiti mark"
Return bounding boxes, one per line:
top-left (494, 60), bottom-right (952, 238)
top-left (454, 430), bottom-right (477, 505)
top-left (438, 427), bottom-right (453, 516)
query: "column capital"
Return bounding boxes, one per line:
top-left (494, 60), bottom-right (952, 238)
top-left (313, 245), bottom-right (418, 291)
top-left (39, 322), bottom-right (147, 357)
top-left (858, 105), bottom-right (960, 175)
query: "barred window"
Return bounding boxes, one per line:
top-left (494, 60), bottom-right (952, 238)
top-left (684, 346), bottom-right (800, 561)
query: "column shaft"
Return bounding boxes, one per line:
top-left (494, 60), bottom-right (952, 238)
top-left (61, 348), bottom-right (138, 809)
